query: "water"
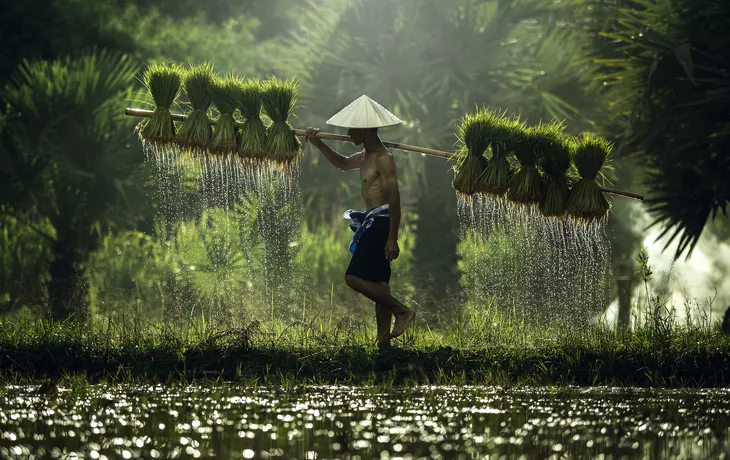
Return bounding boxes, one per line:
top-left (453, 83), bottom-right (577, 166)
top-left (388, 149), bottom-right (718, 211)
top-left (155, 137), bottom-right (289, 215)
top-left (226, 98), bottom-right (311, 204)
top-left (457, 194), bottom-right (612, 326)
top-left (144, 141), bottom-right (190, 225)
top-left (143, 143), bottom-right (304, 323)
top-left (1, 385), bottom-right (728, 459)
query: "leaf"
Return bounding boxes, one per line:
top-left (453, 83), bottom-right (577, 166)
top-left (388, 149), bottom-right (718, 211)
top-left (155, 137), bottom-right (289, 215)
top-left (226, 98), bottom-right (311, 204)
top-left (674, 40), bottom-right (695, 82)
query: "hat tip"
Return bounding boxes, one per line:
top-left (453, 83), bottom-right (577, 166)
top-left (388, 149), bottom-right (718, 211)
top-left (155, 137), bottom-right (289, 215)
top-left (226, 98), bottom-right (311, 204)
top-left (326, 94), bottom-right (404, 129)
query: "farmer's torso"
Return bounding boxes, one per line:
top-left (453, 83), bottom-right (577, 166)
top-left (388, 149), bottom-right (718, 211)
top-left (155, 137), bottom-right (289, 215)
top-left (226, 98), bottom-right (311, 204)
top-left (359, 149), bottom-right (390, 209)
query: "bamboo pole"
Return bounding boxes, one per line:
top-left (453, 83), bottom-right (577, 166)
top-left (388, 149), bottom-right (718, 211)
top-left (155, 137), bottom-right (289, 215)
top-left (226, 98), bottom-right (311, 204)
top-left (125, 108), bottom-right (645, 201)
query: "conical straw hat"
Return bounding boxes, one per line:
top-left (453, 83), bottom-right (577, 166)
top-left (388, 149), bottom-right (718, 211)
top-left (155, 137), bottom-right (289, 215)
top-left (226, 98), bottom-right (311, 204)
top-left (326, 95), bottom-right (403, 129)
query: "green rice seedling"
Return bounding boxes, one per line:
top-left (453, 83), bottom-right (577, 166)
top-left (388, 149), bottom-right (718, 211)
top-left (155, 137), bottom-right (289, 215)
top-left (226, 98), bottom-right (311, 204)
top-left (210, 77), bottom-right (242, 155)
top-left (175, 63), bottom-right (215, 152)
top-left (536, 123), bottom-right (572, 217)
top-left (477, 114), bottom-right (521, 195)
top-left (452, 111), bottom-right (490, 195)
top-left (566, 134), bottom-right (613, 221)
top-left (506, 125), bottom-right (545, 205)
top-left (236, 79), bottom-right (266, 160)
top-left (460, 111), bottom-right (492, 158)
top-left (260, 77), bottom-right (300, 164)
top-left (453, 148), bottom-right (488, 196)
top-left (139, 63), bottom-right (182, 143)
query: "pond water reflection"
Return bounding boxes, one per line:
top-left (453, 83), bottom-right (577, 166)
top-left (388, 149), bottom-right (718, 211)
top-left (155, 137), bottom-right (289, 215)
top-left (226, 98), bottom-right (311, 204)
top-left (0, 385), bottom-right (728, 459)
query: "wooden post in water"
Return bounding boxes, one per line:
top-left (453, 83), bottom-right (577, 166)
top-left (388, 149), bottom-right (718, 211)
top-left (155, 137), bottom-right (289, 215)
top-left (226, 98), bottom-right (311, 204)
top-left (616, 262), bottom-right (632, 330)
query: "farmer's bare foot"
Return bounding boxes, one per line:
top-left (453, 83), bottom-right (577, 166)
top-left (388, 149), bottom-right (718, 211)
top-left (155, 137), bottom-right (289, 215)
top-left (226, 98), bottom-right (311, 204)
top-left (376, 330), bottom-right (391, 350)
top-left (389, 309), bottom-right (415, 339)
top-left (377, 339), bottom-right (391, 351)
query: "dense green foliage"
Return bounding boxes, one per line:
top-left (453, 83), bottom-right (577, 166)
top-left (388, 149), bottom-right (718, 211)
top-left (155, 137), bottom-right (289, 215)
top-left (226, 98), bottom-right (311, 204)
top-left (1, 51), bottom-right (144, 320)
top-left (595, 0), bottom-right (730, 257)
top-left (80, 209), bottom-right (416, 325)
top-left (0, 0), bottom-right (727, 324)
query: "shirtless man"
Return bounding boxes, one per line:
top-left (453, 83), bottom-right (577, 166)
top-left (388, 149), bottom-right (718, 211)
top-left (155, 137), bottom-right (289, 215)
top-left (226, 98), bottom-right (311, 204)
top-left (304, 97), bottom-right (416, 349)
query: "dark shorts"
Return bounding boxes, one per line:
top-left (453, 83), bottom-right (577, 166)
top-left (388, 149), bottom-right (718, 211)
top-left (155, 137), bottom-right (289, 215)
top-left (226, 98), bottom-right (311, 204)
top-left (346, 216), bottom-right (391, 283)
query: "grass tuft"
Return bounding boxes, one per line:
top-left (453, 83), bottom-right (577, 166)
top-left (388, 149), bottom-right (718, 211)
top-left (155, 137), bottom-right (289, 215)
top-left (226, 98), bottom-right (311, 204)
top-left (566, 133), bottom-right (612, 221)
top-left (506, 125), bottom-right (545, 205)
top-left (210, 77), bottom-right (242, 155)
top-left (477, 114), bottom-right (521, 195)
top-left (458, 111), bottom-right (491, 158)
top-left (260, 77), bottom-right (301, 165)
top-left (452, 111), bottom-right (490, 195)
top-left (535, 122), bottom-right (571, 217)
top-left (236, 79), bottom-right (266, 160)
top-left (453, 148), bottom-right (488, 196)
top-left (176, 63), bottom-right (216, 151)
top-left (1, 306), bottom-right (728, 387)
top-left (139, 63), bottom-right (182, 143)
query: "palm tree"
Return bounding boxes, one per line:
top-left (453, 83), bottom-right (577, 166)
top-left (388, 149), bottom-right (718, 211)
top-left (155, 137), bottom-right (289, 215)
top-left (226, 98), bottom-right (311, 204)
top-left (0, 50), bottom-right (144, 320)
top-left (594, 0), bottom-right (730, 257)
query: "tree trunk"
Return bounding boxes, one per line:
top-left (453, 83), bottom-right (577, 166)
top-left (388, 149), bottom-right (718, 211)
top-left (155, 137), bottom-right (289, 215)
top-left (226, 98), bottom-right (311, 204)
top-left (616, 275), bottom-right (632, 330)
top-left (411, 158), bottom-right (462, 318)
top-left (47, 243), bottom-right (87, 321)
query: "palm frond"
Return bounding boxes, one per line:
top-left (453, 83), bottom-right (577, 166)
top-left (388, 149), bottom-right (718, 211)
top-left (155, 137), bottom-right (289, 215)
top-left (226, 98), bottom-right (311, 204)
top-left (594, 0), bottom-right (730, 257)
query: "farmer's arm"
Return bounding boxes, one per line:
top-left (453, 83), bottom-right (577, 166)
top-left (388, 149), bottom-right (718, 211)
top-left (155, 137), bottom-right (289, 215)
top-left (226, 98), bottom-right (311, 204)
top-left (305, 128), bottom-right (362, 170)
top-left (377, 152), bottom-right (401, 261)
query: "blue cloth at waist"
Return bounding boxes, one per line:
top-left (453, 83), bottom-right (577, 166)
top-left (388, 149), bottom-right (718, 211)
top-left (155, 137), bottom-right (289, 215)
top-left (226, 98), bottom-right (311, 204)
top-left (343, 204), bottom-right (390, 253)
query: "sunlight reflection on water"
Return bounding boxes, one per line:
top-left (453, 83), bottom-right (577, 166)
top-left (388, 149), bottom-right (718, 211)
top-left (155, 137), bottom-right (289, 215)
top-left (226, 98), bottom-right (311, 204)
top-left (0, 385), bottom-right (728, 459)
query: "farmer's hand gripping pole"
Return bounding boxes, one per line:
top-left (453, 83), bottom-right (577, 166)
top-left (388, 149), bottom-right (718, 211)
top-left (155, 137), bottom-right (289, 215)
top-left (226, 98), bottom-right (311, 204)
top-left (125, 108), bottom-right (645, 201)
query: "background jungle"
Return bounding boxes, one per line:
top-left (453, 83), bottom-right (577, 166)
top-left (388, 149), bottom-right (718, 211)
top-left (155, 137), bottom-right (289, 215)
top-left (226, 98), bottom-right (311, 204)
top-left (1, 0), bottom-right (728, 326)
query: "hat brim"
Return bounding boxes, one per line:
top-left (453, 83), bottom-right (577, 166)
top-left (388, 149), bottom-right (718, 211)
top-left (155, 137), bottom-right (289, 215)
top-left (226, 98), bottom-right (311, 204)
top-left (325, 120), bottom-right (403, 129)
top-left (325, 95), bottom-right (404, 130)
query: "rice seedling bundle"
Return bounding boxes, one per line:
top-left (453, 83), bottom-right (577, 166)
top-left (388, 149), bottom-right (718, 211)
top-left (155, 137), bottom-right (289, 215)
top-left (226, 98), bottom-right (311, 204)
top-left (506, 125), bottom-right (544, 205)
top-left (139, 63), bottom-right (182, 143)
top-left (566, 134), bottom-right (612, 221)
top-left (175, 63), bottom-right (215, 151)
top-left (210, 77), bottom-right (242, 155)
top-left (453, 148), bottom-right (488, 196)
top-left (236, 80), bottom-right (266, 160)
top-left (477, 113), bottom-right (520, 195)
top-left (535, 123), bottom-right (572, 217)
top-left (260, 77), bottom-right (300, 164)
top-left (452, 112), bottom-right (490, 196)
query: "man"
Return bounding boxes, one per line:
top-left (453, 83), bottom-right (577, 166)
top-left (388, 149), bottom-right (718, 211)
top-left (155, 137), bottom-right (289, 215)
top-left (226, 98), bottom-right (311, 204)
top-left (305, 95), bottom-right (415, 349)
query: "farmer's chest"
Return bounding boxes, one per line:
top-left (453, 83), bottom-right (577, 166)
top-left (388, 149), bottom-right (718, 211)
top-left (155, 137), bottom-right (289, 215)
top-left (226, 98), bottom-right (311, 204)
top-left (359, 154), bottom-right (381, 186)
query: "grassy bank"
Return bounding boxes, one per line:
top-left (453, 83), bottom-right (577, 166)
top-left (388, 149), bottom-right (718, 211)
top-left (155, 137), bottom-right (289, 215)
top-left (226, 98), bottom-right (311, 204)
top-left (1, 307), bottom-right (730, 387)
